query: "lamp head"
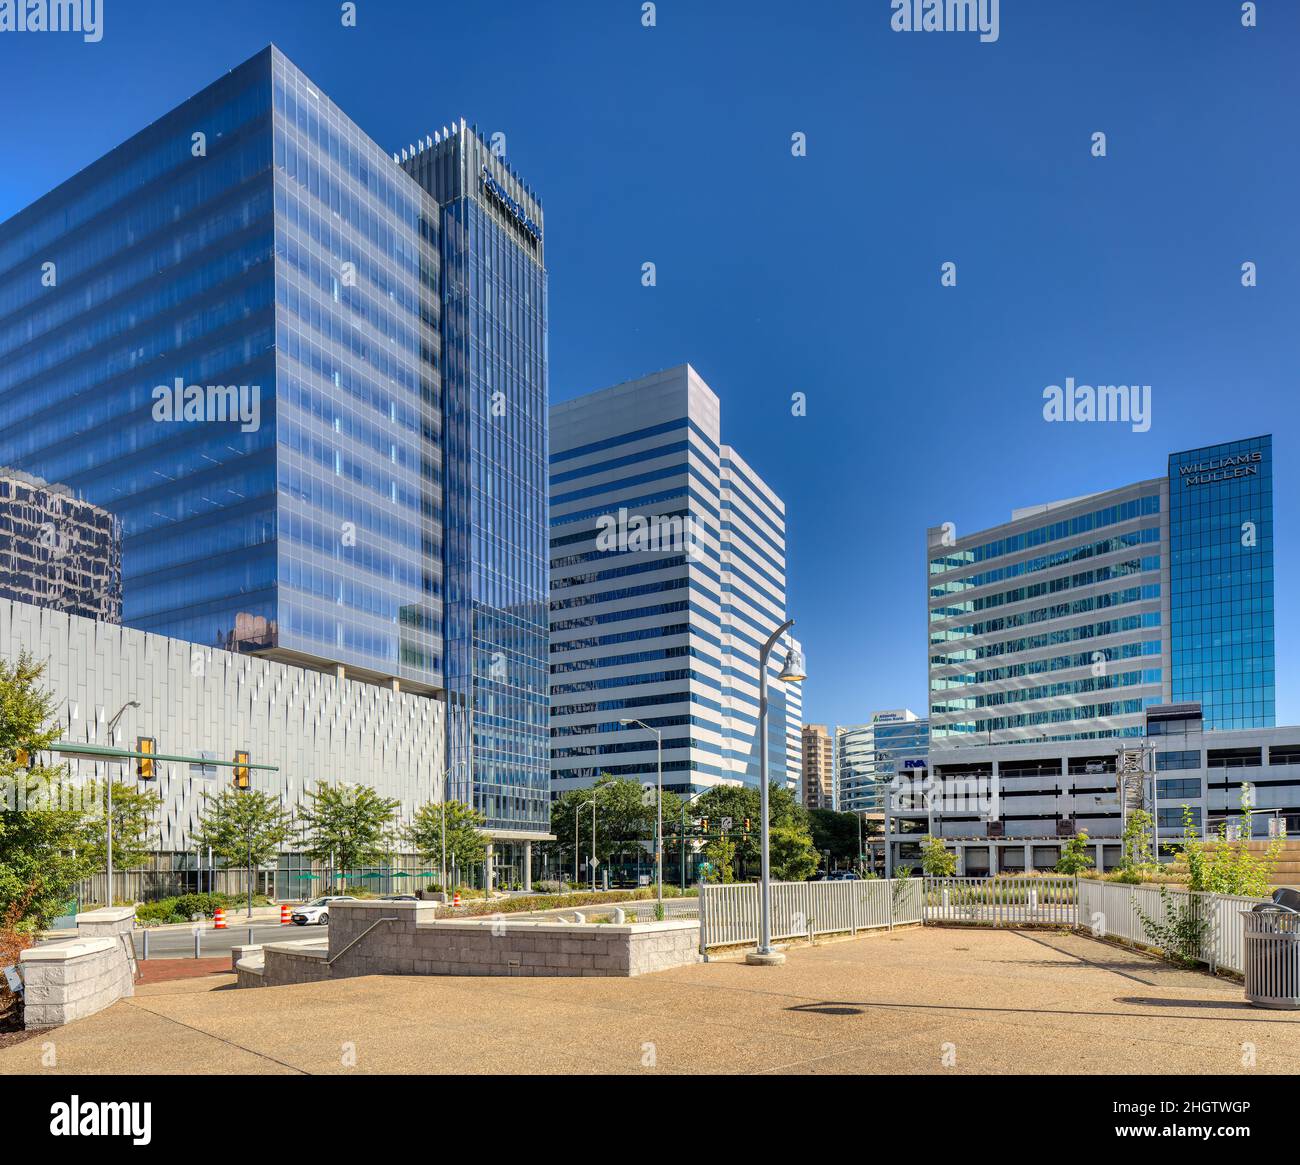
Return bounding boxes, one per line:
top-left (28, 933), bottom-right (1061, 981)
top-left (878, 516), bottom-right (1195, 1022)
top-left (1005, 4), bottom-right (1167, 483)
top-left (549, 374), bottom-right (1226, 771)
top-left (779, 644), bottom-right (806, 683)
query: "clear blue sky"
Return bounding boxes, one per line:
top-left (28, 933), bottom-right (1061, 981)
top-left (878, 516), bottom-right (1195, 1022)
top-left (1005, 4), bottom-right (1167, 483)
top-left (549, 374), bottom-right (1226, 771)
top-left (2, 0), bottom-right (1297, 728)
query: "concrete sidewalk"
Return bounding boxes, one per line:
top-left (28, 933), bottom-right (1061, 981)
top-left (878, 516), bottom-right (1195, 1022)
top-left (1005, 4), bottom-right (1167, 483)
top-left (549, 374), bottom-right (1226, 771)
top-left (2, 927), bottom-right (1297, 1075)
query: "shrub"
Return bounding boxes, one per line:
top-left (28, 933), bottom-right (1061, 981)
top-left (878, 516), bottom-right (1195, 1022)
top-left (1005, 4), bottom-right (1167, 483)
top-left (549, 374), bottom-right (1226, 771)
top-left (1055, 832), bottom-right (1096, 876)
top-left (1177, 801), bottom-right (1280, 897)
top-left (919, 836), bottom-right (957, 878)
top-left (1135, 885), bottom-right (1207, 967)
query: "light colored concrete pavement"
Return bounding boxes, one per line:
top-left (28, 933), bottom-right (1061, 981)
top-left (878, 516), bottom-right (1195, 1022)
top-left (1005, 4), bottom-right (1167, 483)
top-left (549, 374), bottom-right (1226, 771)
top-left (2, 926), bottom-right (1297, 1075)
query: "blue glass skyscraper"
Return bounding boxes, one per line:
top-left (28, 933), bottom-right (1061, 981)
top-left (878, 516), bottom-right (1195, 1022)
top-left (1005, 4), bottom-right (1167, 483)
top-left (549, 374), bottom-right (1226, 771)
top-left (1168, 436), bottom-right (1274, 730)
top-left (401, 126), bottom-right (549, 834)
top-left (0, 47), bottom-right (550, 857)
top-left (928, 435), bottom-right (1275, 749)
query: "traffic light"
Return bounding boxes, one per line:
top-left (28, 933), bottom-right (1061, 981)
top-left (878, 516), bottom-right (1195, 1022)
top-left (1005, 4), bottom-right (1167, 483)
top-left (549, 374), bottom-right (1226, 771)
top-left (137, 737), bottom-right (156, 780)
top-left (14, 747), bottom-right (30, 769)
top-left (233, 750), bottom-right (250, 789)
top-left (700, 817), bottom-right (709, 833)
top-left (743, 817), bottom-right (751, 834)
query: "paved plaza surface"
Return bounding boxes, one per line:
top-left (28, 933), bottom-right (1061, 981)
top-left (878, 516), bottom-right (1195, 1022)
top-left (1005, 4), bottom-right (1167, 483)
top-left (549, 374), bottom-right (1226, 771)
top-left (2, 926), bottom-right (1297, 1075)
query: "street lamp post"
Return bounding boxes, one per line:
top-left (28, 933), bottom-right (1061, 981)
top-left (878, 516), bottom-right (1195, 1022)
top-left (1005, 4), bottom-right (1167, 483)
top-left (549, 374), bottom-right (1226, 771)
top-left (103, 700), bottom-right (140, 906)
top-left (679, 789), bottom-right (707, 891)
top-left (619, 718), bottom-right (663, 913)
top-left (578, 799), bottom-right (599, 890)
top-left (746, 620), bottom-right (805, 966)
top-left (436, 760), bottom-right (465, 893)
top-left (575, 782), bottom-right (613, 889)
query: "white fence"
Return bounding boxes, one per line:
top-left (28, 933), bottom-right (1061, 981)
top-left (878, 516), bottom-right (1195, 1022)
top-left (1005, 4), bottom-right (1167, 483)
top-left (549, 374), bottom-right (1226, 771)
top-left (698, 879), bottom-right (923, 951)
top-left (923, 876), bottom-right (1078, 926)
top-left (699, 876), bottom-right (1273, 972)
top-left (1077, 879), bottom-right (1267, 974)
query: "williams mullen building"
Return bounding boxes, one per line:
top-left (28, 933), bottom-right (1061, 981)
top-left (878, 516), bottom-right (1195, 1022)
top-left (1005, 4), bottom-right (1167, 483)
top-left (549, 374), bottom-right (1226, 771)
top-left (885, 436), bottom-right (1292, 873)
top-left (549, 366), bottom-right (801, 797)
top-left (0, 47), bottom-right (549, 883)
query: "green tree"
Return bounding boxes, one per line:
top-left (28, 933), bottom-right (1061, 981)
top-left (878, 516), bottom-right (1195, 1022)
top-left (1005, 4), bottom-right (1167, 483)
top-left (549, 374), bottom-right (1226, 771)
top-left (770, 822), bottom-right (820, 881)
top-left (79, 778), bottom-right (162, 874)
top-left (194, 787), bottom-right (295, 902)
top-left (548, 774), bottom-right (684, 876)
top-left (406, 799), bottom-right (487, 878)
top-left (1121, 808), bottom-right (1154, 870)
top-left (298, 782), bottom-right (400, 888)
top-left (808, 809), bottom-right (862, 867)
top-left (703, 836), bottom-right (736, 884)
top-left (0, 652), bottom-right (99, 931)
top-left (694, 782), bottom-right (809, 876)
top-left (1055, 831), bottom-right (1096, 876)
top-left (919, 835), bottom-right (957, 877)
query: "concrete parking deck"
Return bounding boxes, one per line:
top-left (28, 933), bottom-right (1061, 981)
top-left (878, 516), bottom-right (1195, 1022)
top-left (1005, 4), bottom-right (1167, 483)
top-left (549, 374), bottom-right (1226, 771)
top-left (2, 926), bottom-right (1297, 1075)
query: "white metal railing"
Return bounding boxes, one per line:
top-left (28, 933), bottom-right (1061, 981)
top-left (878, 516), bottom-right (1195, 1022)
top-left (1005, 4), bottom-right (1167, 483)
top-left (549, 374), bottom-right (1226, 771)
top-left (697, 875), bottom-right (1273, 970)
top-left (923, 876), bottom-right (1078, 925)
top-left (1076, 878), bottom-right (1268, 974)
top-left (698, 879), bottom-right (922, 951)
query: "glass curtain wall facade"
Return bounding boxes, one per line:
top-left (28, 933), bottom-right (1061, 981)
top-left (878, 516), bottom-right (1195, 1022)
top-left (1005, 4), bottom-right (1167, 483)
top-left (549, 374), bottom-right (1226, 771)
top-left (1168, 437), bottom-right (1274, 731)
top-left (0, 470), bottom-right (122, 621)
top-left (929, 435), bottom-right (1275, 750)
top-left (401, 125), bottom-right (549, 833)
top-left (837, 712), bottom-right (929, 814)
top-left (928, 481), bottom-right (1167, 748)
top-left (272, 51), bottom-right (444, 690)
top-left (0, 47), bottom-right (445, 690)
top-left (0, 50), bottom-right (280, 655)
top-left (0, 48), bottom-right (553, 858)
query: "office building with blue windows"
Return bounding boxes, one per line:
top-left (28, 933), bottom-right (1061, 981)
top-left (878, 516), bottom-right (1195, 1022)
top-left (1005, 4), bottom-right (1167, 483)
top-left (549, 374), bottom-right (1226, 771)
top-left (927, 436), bottom-right (1274, 751)
top-left (549, 365), bottom-right (801, 797)
top-left (896, 436), bottom-right (1281, 874)
top-left (0, 46), bottom-right (550, 881)
top-left (837, 710), bottom-right (929, 815)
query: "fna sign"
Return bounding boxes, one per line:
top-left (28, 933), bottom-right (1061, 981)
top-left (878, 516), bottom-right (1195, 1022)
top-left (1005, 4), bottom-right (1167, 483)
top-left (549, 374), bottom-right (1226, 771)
top-left (480, 165), bottom-right (542, 245)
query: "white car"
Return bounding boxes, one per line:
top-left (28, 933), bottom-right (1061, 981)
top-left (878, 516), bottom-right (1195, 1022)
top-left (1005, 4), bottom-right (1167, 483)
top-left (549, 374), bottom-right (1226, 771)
top-left (290, 895), bottom-right (356, 926)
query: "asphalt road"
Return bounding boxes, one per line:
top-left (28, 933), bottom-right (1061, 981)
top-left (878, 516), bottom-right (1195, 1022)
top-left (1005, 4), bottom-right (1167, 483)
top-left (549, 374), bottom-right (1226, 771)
top-left (134, 921), bottom-right (328, 959)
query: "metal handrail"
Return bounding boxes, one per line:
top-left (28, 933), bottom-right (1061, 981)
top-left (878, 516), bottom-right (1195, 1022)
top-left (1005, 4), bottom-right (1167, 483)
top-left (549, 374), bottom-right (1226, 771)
top-left (326, 916), bottom-right (398, 966)
top-left (122, 931), bottom-right (141, 981)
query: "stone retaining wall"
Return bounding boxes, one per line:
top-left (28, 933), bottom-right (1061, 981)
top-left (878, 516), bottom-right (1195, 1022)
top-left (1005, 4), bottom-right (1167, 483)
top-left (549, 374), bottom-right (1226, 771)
top-left (20, 907), bottom-right (136, 1028)
top-left (239, 900), bottom-right (701, 988)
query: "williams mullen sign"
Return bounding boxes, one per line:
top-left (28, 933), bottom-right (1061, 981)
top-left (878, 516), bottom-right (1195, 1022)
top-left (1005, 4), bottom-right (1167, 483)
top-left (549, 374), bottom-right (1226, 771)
top-left (1177, 450), bottom-right (1263, 488)
top-left (480, 165), bottom-right (542, 244)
